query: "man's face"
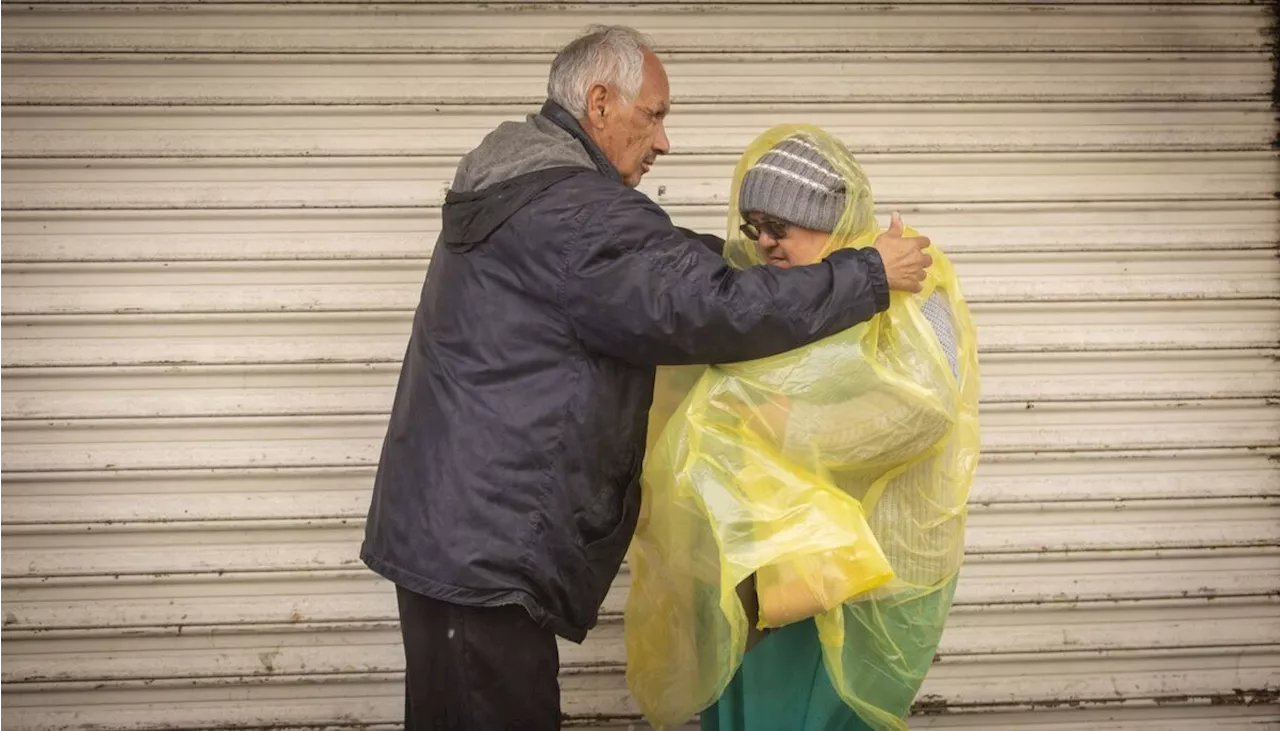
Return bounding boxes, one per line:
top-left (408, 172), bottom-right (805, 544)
top-left (582, 49), bottom-right (672, 188)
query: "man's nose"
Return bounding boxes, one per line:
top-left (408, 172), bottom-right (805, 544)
top-left (653, 121), bottom-right (671, 155)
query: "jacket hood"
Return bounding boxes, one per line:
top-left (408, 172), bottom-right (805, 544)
top-left (442, 101), bottom-right (622, 248)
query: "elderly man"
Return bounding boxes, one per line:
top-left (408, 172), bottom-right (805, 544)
top-left (361, 25), bottom-right (932, 730)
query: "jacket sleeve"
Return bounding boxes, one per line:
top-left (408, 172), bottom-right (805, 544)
top-left (674, 226), bottom-right (726, 257)
top-left (563, 190), bottom-right (890, 366)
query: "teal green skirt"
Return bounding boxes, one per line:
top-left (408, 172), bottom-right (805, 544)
top-left (700, 618), bottom-right (873, 731)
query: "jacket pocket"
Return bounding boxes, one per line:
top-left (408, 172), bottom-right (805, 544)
top-left (580, 453), bottom-right (643, 612)
top-left (584, 455), bottom-right (641, 555)
top-left (577, 444), bottom-right (642, 547)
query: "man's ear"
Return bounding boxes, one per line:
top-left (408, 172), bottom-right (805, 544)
top-left (584, 83), bottom-right (610, 131)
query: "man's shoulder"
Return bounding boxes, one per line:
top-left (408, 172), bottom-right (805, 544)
top-left (524, 171), bottom-right (670, 235)
top-left (540, 168), bottom-right (630, 201)
top-left (562, 177), bottom-right (670, 224)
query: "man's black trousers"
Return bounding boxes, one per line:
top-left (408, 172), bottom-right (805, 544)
top-left (397, 585), bottom-right (561, 730)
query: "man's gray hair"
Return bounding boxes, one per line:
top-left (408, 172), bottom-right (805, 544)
top-left (547, 25), bottom-right (654, 119)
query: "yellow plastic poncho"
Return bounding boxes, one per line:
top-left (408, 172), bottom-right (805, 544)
top-left (625, 125), bottom-right (981, 730)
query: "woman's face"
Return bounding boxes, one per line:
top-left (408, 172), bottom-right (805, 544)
top-left (742, 212), bottom-right (831, 269)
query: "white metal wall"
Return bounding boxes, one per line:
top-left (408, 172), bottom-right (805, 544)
top-left (2, 2), bottom-right (1278, 729)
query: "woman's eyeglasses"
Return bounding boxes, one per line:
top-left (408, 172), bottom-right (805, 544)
top-left (739, 218), bottom-right (790, 242)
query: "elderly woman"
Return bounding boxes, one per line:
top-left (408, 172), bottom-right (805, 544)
top-left (625, 126), bottom-right (981, 731)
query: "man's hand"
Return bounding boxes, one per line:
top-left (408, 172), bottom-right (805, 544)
top-left (873, 212), bottom-right (932, 293)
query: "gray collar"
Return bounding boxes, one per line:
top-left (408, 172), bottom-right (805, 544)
top-left (539, 100), bottom-right (622, 184)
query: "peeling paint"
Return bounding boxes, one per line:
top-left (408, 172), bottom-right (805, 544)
top-left (912, 689), bottom-right (1280, 714)
top-left (1211, 687), bottom-right (1280, 706)
top-left (258, 648), bottom-right (281, 675)
top-left (1268, 0), bottom-right (1280, 144)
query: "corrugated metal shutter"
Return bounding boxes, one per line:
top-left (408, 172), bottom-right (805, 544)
top-left (3, 2), bottom-right (1277, 729)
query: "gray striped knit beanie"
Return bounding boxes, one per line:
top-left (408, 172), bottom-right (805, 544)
top-left (739, 135), bottom-right (846, 233)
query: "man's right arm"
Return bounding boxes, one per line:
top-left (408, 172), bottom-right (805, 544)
top-left (562, 193), bottom-right (927, 367)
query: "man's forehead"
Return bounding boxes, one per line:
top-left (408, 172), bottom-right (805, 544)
top-left (641, 50), bottom-right (670, 101)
